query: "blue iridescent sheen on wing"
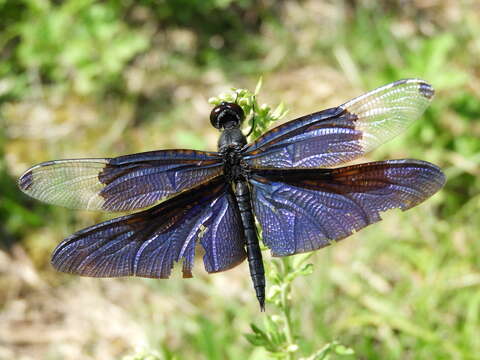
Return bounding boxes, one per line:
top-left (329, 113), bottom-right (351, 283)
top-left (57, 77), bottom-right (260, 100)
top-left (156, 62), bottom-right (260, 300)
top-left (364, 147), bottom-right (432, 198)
top-left (18, 149), bottom-right (222, 212)
top-left (244, 79), bottom-right (434, 168)
top-left (250, 160), bottom-right (445, 256)
top-left (245, 108), bottom-right (362, 168)
top-left (200, 188), bottom-right (246, 273)
top-left (51, 177), bottom-right (247, 278)
top-left (99, 150), bottom-right (222, 211)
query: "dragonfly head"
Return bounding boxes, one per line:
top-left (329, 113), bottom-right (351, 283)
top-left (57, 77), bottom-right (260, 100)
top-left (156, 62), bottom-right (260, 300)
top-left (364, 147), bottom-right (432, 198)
top-left (210, 102), bottom-right (245, 130)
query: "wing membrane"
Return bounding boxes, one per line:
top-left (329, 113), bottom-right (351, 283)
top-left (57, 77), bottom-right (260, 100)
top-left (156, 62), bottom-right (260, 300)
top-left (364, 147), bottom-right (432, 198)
top-left (51, 176), bottom-right (247, 278)
top-left (250, 160), bottom-right (445, 256)
top-left (18, 149), bottom-right (222, 212)
top-left (245, 79), bottom-right (434, 168)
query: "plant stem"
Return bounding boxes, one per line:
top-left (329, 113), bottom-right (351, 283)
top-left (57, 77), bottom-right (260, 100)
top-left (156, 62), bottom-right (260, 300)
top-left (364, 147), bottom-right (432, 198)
top-left (281, 259), bottom-right (296, 360)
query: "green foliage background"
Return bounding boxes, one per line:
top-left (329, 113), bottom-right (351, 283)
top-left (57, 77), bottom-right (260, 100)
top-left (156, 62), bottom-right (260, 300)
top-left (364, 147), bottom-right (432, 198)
top-left (1, 1), bottom-right (479, 359)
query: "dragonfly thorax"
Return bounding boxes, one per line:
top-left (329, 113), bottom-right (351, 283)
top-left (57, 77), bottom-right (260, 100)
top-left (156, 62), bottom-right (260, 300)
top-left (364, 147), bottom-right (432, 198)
top-left (218, 128), bottom-right (247, 151)
top-left (220, 140), bottom-right (248, 182)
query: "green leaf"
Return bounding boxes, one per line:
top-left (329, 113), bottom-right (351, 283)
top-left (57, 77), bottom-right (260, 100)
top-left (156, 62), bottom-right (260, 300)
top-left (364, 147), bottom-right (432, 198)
top-left (334, 344), bottom-right (355, 355)
top-left (298, 263), bottom-right (314, 276)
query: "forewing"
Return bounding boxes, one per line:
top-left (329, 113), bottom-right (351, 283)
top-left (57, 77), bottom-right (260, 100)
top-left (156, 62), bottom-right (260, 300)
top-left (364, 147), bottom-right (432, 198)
top-left (51, 176), bottom-right (247, 278)
top-left (18, 149), bottom-right (222, 212)
top-left (250, 160), bottom-right (445, 256)
top-left (245, 79), bottom-right (434, 168)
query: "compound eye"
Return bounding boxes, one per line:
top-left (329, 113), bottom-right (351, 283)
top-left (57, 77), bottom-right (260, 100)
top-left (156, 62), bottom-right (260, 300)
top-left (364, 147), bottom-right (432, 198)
top-left (210, 104), bottom-right (224, 129)
top-left (210, 102), bottom-right (245, 129)
top-left (224, 102), bottom-right (244, 118)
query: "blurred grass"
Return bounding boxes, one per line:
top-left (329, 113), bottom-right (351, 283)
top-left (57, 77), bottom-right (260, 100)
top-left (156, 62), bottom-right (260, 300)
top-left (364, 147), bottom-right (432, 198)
top-left (1, 0), bottom-right (480, 359)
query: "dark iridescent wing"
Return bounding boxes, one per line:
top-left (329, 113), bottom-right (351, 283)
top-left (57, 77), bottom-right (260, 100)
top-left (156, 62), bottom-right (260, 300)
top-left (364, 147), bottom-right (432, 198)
top-left (244, 79), bottom-right (434, 168)
top-left (51, 176), bottom-right (247, 278)
top-left (18, 149), bottom-right (222, 212)
top-left (250, 160), bottom-right (445, 256)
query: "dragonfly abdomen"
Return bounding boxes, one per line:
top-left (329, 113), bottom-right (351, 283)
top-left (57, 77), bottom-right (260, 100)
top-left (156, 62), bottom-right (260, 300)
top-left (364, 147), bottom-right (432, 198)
top-left (234, 180), bottom-right (265, 311)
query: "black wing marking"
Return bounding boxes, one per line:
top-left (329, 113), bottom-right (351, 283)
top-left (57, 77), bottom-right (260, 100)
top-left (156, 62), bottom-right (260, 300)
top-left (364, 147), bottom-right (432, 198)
top-left (51, 176), bottom-right (247, 278)
top-left (250, 160), bottom-right (445, 256)
top-left (245, 79), bottom-right (434, 168)
top-left (18, 149), bottom-right (222, 212)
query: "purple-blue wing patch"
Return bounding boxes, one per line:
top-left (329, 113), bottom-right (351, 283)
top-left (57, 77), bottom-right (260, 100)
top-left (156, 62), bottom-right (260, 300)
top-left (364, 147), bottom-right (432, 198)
top-left (250, 160), bottom-right (445, 256)
top-left (245, 79), bottom-right (434, 168)
top-left (201, 188), bottom-right (246, 273)
top-left (18, 149), bottom-right (222, 212)
top-left (51, 177), bottom-right (246, 278)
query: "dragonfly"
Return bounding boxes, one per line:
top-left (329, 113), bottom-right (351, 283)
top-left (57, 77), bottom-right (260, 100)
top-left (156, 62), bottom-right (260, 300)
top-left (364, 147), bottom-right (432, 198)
top-left (18, 79), bottom-right (445, 310)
